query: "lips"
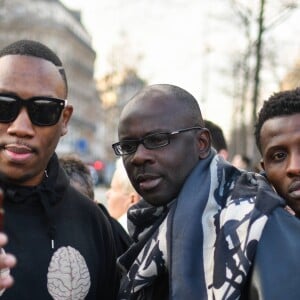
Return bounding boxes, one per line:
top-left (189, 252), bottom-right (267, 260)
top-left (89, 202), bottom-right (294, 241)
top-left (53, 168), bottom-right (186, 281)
top-left (288, 180), bottom-right (300, 198)
top-left (5, 145), bottom-right (32, 154)
top-left (4, 144), bottom-right (34, 162)
top-left (135, 173), bottom-right (162, 191)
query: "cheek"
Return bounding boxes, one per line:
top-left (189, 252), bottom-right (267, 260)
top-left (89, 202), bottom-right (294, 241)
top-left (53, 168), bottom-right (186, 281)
top-left (108, 190), bottom-right (123, 205)
top-left (122, 162), bottom-right (136, 187)
top-left (108, 191), bottom-right (118, 203)
top-left (0, 125), bottom-right (10, 139)
top-left (108, 194), bottom-right (125, 216)
top-left (37, 127), bottom-right (62, 161)
top-left (160, 151), bottom-right (198, 192)
top-left (265, 167), bottom-right (285, 192)
top-left (169, 147), bottom-right (198, 176)
top-left (107, 196), bottom-right (115, 210)
top-left (0, 125), bottom-right (7, 133)
top-left (107, 191), bottom-right (118, 207)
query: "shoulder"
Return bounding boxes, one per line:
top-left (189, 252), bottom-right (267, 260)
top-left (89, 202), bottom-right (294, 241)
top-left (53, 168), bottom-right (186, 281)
top-left (98, 203), bottom-right (133, 256)
top-left (264, 205), bottom-right (300, 233)
top-left (230, 172), bottom-right (284, 212)
top-left (247, 207), bottom-right (300, 299)
top-left (62, 185), bottom-right (111, 224)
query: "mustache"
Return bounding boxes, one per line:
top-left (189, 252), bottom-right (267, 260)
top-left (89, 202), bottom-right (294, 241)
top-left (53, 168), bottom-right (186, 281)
top-left (0, 139), bottom-right (37, 153)
top-left (135, 173), bottom-right (160, 183)
top-left (288, 179), bottom-right (300, 193)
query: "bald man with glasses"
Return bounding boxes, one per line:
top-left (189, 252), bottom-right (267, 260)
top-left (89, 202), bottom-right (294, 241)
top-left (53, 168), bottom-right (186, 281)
top-left (113, 84), bottom-right (283, 300)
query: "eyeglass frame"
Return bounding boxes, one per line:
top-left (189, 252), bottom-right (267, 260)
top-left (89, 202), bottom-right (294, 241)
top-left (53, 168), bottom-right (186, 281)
top-left (112, 126), bottom-right (205, 156)
top-left (0, 93), bottom-right (68, 126)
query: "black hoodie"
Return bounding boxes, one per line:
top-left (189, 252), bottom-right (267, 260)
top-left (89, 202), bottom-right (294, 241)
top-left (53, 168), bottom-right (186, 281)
top-left (2, 153), bottom-right (119, 299)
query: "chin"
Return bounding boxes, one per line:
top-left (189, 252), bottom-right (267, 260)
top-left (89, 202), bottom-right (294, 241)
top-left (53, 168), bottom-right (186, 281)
top-left (146, 196), bottom-right (172, 207)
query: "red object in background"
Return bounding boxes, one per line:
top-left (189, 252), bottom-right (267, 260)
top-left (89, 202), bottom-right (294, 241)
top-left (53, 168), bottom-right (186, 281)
top-left (93, 160), bottom-right (104, 171)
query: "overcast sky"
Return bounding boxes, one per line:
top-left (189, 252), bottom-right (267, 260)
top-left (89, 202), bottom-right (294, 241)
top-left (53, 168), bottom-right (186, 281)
top-left (60, 0), bottom-right (300, 140)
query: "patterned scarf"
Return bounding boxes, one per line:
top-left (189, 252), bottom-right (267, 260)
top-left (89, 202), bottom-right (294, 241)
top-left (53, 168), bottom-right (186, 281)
top-left (118, 151), bottom-right (284, 299)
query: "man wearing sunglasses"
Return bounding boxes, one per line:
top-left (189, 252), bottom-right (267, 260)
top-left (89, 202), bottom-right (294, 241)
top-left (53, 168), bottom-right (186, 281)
top-left (0, 40), bottom-right (118, 299)
top-left (113, 84), bottom-right (283, 299)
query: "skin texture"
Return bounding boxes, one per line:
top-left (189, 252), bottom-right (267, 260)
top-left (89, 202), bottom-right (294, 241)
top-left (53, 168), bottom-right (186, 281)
top-left (106, 167), bottom-right (140, 219)
top-left (118, 86), bottom-right (211, 206)
top-left (0, 232), bottom-right (16, 289)
top-left (0, 191), bottom-right (16, 290)
top-left (0, 55), bottom-right (73, 186)
top-left (260, 113), bottom-right (300, 217)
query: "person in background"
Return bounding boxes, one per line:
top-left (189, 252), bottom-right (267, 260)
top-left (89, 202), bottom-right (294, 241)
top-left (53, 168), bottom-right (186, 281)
top-left (59, 154), bottom-right (95, 200)
top-left (0, 39), bottom-right (118, 299)
top-left (112, 84), bottom-right (282, 299)
top-left (231, 153), bottom-right (251, 170)
top-left (59, 153), bottom-right (132, 256)
top-left (245, 88), bottom-right (300, 299)
top-left (204, 119), bottom-right (229, 160)
top-left (106, 158), bottom-right (141, 232)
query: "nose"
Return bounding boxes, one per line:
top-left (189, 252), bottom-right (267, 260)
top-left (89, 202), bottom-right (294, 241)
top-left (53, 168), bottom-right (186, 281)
top-left (7, 108), bottom-right (35, 137)
top-left (287, 152), bottom-right (300, 176)
top-left (130, 143), bottom-right (154, 165)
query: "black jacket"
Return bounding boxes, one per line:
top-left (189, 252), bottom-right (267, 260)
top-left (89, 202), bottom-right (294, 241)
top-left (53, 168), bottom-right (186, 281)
top-left (244, 207), bottom-right (300, 300)
top-left (2, 154), bottom-right (119, 299)
top-left (98, 203), bottom-right (133, 257)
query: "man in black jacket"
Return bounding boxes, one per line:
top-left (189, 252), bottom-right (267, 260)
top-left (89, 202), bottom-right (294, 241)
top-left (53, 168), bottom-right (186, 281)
top-left (59, 154), bottom-right (132, 257)
top-left (0, 39), bottom-right (118, 299)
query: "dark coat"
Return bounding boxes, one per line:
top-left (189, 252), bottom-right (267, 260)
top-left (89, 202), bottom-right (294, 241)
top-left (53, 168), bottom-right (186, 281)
top-left (2, 154), bottom-right (119, 300)
top-left (243, 207), bottom-right (300, 300)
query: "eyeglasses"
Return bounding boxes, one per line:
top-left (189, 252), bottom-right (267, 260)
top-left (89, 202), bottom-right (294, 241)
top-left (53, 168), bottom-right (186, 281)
top-left (0, 94), bottom-right (67, 126)
top-left (112, 126), bottom-right (204, 156)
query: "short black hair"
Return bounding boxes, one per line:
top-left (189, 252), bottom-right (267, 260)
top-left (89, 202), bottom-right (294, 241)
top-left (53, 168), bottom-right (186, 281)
top-left (255, 88), bottom-right (300, 152)
top-left (204, 120), bottom-right (227, 152)
top-left (0, 39), bottom-right (68, 96)
top-left (59, 154), bottom-right (94, 200)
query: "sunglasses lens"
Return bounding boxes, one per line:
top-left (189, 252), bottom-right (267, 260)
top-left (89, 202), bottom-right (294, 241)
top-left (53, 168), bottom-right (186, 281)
top-left (29, 99), bottom-right (64, 126)
top-left (0, 95), bottom-right (65, 126)
top-left (0, 96), bottom-right (19, 122)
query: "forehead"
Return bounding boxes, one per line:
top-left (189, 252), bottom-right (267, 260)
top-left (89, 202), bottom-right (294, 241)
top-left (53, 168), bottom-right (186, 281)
top-left (119, 92), bottom-right (188, 137)
top-left (0, 55), bottom-right (64, 97)
top-left (260, 113), bottom-right (300, 151)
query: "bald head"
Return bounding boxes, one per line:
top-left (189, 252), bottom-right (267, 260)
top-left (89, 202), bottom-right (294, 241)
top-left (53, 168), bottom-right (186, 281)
top-left (120, 84), bottom-right (204, 130)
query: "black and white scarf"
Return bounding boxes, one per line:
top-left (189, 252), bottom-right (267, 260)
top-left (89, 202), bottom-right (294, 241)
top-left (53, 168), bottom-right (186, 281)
top-left (118, 151), bottom-right (284, 299)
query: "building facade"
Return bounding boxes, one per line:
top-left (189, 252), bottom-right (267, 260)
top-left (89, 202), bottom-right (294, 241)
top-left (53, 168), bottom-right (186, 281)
top-left (0, 0), bottom-right (104, 161)
top-left (97, 68), bottom-right (146, 161)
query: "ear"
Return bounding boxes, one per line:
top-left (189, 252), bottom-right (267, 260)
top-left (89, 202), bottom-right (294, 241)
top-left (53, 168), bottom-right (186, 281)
top-left (196, 129), bottom-right (211, 159)
top-left (218, 149), bottom-right (229, 160)
top-left (127, 193), bottom-right (140, 209)
top-left (260, 159), bottom-right (265, 171)
top-left (61, 105), bottom-right (73, 136)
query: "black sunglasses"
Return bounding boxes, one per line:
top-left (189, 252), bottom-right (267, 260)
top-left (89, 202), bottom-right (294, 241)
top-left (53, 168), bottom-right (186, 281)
top-left (0, 94), bottom-right (67, 126)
